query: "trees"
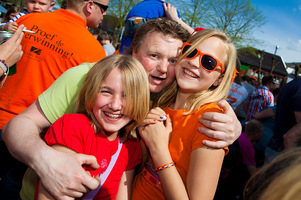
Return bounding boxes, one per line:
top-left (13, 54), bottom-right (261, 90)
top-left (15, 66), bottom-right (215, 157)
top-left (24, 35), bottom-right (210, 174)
top-left (204, 0), bottom-right (266, 48)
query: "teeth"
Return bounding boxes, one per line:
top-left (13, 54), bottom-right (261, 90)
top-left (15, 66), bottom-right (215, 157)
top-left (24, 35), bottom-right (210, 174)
top-left (105, 112), bottom-right (122, 119)
top-left (184, 69), bottom-right (198, 78)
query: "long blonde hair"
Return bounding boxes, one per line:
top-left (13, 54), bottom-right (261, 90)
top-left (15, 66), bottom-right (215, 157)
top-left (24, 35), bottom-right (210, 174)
top-left (153, 29), bottom-right (237, 114)
top-left (74, 54), bottom-right (150, 139)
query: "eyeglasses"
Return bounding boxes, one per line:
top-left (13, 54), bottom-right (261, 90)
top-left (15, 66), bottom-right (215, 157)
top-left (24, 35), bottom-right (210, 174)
top-left (92, 1), bottom-right (108, 13)
top-left (181, 42), bottom-right (224, 73)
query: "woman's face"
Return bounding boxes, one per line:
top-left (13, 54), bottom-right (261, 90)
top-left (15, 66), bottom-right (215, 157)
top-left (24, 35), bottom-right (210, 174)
top-left (175, 37), bottom-right (226, 94)
top-left (92, 68), bottom-right (132, 138)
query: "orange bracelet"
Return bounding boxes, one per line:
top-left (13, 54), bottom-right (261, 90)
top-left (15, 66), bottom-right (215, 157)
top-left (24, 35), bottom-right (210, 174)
top-left (155, 162), bottom-right (175, 172)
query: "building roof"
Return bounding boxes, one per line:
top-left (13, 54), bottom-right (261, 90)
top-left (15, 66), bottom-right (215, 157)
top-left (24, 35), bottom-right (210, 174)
top-left (238, 47), bottom-right (288, 77)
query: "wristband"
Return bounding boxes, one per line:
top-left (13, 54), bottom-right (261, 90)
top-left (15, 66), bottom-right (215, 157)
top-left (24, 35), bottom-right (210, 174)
top-left (0, 59), bottom-right (8, 75)
top-left (155, 161), bottom-right (175, 172)
top-left (0, 59), bottom-right (9, 87)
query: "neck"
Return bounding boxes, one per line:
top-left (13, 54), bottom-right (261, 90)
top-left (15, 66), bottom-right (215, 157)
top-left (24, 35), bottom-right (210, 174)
top-left (66, 6), bottom-right (86, 21)
top-left (172, 90), bottom-right (191, 110)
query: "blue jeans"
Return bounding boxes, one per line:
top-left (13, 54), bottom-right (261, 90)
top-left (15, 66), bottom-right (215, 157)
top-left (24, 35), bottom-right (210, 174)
top-left (0, 129), bottom-right (28, 200)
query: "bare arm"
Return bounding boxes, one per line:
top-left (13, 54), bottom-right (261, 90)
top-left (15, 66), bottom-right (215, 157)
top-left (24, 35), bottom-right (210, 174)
top-left (254, 107), bottom-right (275, 121)
top-left (200, 100), bottom-right (242, 149)
top-left (2, 100), bottom-right (100, 200)
top-left (163, 3), bottom-right (195, 35)
top-left (139, 111), bottom-right (224, 199)
top-left (0, 24), bottom-right (24, 76)
top-left (283, 111), bottom-right (301, 149)
top-left (115, 169), bottom-right (136, 200)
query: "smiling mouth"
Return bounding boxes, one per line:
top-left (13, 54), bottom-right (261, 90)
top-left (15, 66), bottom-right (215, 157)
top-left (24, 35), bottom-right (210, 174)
top-left (151, 75), bottom-right (166, 81)
top-left (104, 112), bottom-right (122, 119)
top-left (183, 68), bottom-right (198, 78)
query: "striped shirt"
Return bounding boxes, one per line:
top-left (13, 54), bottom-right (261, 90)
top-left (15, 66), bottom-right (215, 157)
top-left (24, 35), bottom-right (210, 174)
top-left (245, 85), bottom-right (274, 122)
top-left (0, 11), bottom-right (29, 27)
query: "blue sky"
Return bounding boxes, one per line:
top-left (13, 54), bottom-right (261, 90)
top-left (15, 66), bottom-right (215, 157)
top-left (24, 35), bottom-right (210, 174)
top-left (252, 0), bottom-right (301, 63)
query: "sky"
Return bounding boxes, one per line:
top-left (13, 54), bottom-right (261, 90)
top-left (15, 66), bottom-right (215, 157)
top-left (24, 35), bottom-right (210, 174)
top-left (252, 0), bottom-right (301, 63)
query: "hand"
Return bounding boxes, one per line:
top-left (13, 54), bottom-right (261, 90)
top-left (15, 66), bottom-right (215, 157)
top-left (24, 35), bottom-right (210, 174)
top-left (139, 107), bottom-right (168, 127)
top-left (163, 3), bottom-right (179, 22)
top-left (138, 114), bottom-right (172, 154)
top-left (37, 151), bottom-right (100, 200)
top-left (199, 100), bottom-right (242, 149)
top-left (2, 22), bottom-right (18, 32)
top-left (0, 24), bottom-right (24, 67)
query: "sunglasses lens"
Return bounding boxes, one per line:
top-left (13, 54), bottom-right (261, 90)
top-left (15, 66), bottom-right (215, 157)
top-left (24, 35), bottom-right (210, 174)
top-left (182, 45), bottom-right (198, 58)
top-left (201, 55), bottom-right (217, 71)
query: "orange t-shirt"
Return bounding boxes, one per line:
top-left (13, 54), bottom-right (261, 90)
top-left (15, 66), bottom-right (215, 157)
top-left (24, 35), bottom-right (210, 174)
top-left (0, 9), bottom-right (106, 129)
top-left (132, 102), bottom-right (228, 199)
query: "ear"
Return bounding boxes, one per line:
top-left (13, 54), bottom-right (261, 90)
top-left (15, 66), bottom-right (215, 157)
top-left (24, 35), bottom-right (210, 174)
top-left (85, 1), bottom-right (94, 15)
top-left (213, 74), bottom-right (224, 87)
top-left (48, 2), bottom-right (56, 11)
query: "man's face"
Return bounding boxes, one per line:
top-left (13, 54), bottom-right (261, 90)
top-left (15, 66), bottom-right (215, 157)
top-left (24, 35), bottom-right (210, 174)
top-left (132, 31), bottom-right (183, 93)
top-left (86, 0), bottom-right (109, 28)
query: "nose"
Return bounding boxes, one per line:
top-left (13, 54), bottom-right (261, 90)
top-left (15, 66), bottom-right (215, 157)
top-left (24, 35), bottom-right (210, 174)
top-left (188, 55), bottom-right (201, 69)
top-left (109, 95), bottom-right (123, 111)
top-left (103, 10), bottom-right (107, 15)
top-left (156, 59), bottom-right (168, 73)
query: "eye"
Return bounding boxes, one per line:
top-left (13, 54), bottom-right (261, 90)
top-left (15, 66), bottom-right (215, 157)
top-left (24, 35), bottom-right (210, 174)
top-left (99, 89), bottom-right (111, 94)
top-left (170, 59), bottom-right (177, 64)
top-left (151, 54), bottom-right (158, 58)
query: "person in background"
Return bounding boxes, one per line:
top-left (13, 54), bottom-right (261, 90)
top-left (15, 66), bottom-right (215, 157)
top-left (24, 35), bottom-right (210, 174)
top-left (98, 32), bottom-right (116, 56)
top-left (266, 77), bottom-right (301, 162)
top-left (243, 75), bottom-right (275, 122)
top-left (118, 0), bottom-right (194, 54)
top-left (253, 87), bottom-right (280, 167)
top-left (1, 6), bottom-right (21, 23)
top-left (0, 0), bottom-right (107, 198)
top-left (0, 0), bottom-right (55, 32)
top-left (227, 58), bottom-right (248, 114)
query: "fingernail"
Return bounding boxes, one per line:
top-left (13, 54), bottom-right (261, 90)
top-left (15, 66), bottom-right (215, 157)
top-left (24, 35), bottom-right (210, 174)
top-left (154, 119), bottom-right (157, 122)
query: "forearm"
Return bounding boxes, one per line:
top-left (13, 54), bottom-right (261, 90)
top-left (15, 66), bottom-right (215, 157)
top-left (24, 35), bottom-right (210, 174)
top-left (2, 115), bottom-right (52, 171)
top-left (150, 149), bottom-right (189, 200)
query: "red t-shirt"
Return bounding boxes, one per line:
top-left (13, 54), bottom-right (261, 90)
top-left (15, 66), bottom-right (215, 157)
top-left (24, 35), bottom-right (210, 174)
top-left (43, 114), bottom-right (142, 199)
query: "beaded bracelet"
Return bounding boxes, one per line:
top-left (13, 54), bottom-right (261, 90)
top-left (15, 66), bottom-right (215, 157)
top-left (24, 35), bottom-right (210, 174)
top-left (155, 161), bottom-right (175, 172)
top-left (0, 59), bottom-right (8, 75)
top-left (0, 59), bottom-right (9, 87)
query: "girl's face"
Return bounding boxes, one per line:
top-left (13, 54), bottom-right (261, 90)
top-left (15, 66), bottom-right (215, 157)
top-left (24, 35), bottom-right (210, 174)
top-left (92, 68), bottom-right (132, 138)
top-left (9, 12), bottom-right (20, 20)
top-left (176, 37), bottom-right (226, 94)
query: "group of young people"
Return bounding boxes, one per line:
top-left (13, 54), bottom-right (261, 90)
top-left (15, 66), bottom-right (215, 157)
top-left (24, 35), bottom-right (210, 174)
top-left (1, 0), bottom-right (243, 199)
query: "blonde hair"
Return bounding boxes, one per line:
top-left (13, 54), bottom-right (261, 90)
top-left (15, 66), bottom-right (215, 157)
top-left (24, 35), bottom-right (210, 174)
top-left (153, 29), bottom-right (237, 114)
top-left (74, 54), bottom-right (150, 140)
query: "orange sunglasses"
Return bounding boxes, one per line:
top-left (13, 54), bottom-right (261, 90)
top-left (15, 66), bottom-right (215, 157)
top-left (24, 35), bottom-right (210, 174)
top-left (181, 42), bottom-right (225, 73)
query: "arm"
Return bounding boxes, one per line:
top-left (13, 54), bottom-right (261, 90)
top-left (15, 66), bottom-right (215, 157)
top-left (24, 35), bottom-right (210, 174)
top-left (163, 3), bottom-right (195, 35)
top-left (0, 24), bottom-right (24, 76)
top-left (283, 111), bottom-right (301, 149)
top-left (0, 22), bottom-right (18, 32)
top-left (254, 107), bottom-right (275, 121)
top-left (115, 168), bottom-right (136, 200)
top-left (200, 100), bottom-right (242, 149)
top-left (2, 100), bottom-right (100, 200)
top-left (140, 112), bottom-right (224, 199)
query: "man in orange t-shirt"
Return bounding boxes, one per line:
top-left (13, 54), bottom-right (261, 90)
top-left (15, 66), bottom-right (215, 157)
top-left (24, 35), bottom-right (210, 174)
top-left (0, 0), bottom-right (108, 198)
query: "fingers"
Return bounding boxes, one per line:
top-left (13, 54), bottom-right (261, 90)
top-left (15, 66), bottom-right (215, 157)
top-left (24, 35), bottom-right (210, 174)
top-left (218, 100), bottom-right (236, 116)
top-left (77, 154), bottom-right (100, 169)
top-left (202, 140), bottom-right (229, 149)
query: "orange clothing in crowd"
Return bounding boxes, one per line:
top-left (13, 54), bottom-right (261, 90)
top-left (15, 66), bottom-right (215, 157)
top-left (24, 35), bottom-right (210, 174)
top-left (132, 103), bottom-right (228, 199)
top-left (0, 9), bottom-right (106, 129)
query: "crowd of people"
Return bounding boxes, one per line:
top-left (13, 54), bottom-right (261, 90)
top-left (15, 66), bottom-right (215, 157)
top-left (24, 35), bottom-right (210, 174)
top-left (0, 0), bottom-right (300, 200)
